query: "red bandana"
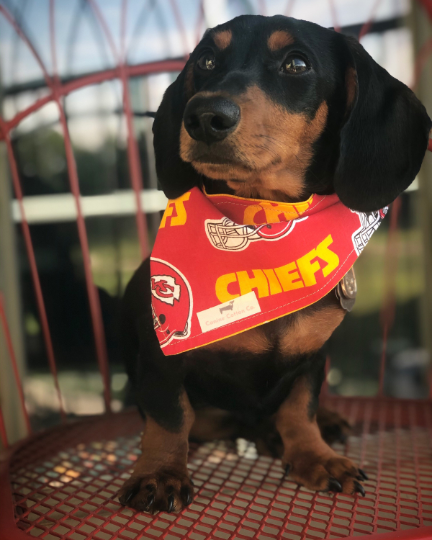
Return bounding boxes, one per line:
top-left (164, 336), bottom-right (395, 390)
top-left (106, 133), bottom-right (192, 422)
top-left (150, 187), bottom-right (386, 355)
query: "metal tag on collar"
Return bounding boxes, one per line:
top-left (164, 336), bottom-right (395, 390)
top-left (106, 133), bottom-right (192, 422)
top-left (335, 267), bottom-right (357, 312)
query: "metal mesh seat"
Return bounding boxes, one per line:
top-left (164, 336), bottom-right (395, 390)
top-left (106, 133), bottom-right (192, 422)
top-left (2, 398), bottom-right (432, 540)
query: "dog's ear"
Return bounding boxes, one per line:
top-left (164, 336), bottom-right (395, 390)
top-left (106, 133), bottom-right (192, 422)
top-left (153, 60), bottom-right (201, 199)
top-left (334, 35), bottom-right (431, 212)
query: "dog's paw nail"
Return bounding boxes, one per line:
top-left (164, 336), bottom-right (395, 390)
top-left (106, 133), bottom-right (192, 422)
top-left (284, 464), bottom-right (291, 476)
top-left (121, 484), bottom-right (140, 505)
top-left (167, 494), bottom-right (175, 513)
top-left (354, 480), bottom-right (365, 497)
top-left (123, 492), bottom-right (134, 505)
top-left (328, 478), bottom-right (342, 493)
top-left (144, 494), bottom-right (155, 511)
top-left (358, 469), bottom-right (369, 481)
top-left (181, 485), bottom-right (193, 506)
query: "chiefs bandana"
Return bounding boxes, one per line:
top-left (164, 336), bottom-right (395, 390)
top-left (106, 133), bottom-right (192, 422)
top-left (150, 187), bottom-right (386, 355)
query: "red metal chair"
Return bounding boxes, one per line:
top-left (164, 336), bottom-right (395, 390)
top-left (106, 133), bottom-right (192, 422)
top-left (2, 1), bottom-right (432, 538)
top-left (2, 394), bottom-right (432, 540)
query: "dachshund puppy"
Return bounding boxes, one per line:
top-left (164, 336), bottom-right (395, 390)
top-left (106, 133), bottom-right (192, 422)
top-left (119, 15), bottom-right (431, 513)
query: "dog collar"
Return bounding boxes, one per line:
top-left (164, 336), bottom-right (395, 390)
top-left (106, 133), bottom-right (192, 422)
top-left (150, 187), bottom-right (386, 355)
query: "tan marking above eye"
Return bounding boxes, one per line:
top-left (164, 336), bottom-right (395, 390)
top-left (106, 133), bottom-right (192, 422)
top-left (268, 30), bottom-right (295, 51)
top-left (213, 30), bottom-right (232, 50)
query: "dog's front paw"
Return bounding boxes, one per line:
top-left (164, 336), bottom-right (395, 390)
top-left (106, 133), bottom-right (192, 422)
top-left (283, 450), bottom-right (367, 496)
top-left (118, 467), bottom-right (194, 513)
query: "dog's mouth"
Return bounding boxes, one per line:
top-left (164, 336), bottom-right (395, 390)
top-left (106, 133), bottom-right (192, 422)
top-left (181, 131), bottom-right (278, 177)
top-left (192, 155), bottom-right (264, 182)
top-left (192, 154), bottom-right (255, 174)
top-left (182, 138), bottom-right (261, 180)
top-left (181, 133), bottom-right (248, 163)
top-left (193, 153), bottom-right (240, 166)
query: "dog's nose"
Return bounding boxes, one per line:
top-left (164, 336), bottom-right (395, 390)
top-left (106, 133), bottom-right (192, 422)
top-left (183, 96), bottom-right (240, 144)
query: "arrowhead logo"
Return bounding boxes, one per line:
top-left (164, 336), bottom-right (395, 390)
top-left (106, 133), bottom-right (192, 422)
top-left (151, 275), bottom-right (181, 305)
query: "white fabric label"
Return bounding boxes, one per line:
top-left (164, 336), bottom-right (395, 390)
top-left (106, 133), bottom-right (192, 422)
top-left (197, 292), bottom-right (261, 334)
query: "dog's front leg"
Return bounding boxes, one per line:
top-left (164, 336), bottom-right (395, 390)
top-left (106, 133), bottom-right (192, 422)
top-left (275, 369), bottom-right (366, 495)
top-left (118, 364), bottom-right (195, 513)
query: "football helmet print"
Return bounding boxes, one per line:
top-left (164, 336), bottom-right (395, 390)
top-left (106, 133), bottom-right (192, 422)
top-left (205, 217), bottom-right (308, 251)
top-left (150, 258), bottom-right (193, 347)
top-left (351, 208), bottom-right (388, 255)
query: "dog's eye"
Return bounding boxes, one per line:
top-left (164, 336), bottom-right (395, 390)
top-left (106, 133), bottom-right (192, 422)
top-left (280, 56), bottom-right (308, 74)
top-left (197, 52), bottom-right (216, 71)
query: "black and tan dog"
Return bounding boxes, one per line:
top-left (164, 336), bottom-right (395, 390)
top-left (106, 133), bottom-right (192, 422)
top-left (119, 15), bottom-right (431, 513)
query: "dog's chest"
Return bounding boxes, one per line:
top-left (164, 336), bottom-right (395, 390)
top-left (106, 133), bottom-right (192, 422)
top-left (200, 293), bottom-right (345, 358)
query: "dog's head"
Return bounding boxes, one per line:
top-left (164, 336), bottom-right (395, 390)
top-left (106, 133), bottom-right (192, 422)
top-left (153, 15), bottom-right (431, 211)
